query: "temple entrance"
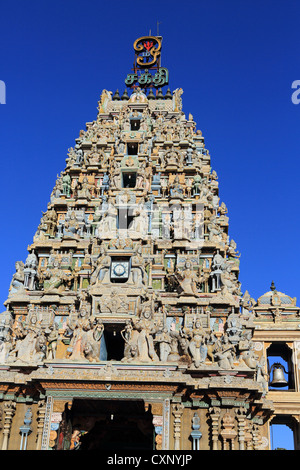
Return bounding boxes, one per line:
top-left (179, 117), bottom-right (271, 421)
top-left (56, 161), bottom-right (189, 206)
top-left (67, 399), bottom-right (154, 450)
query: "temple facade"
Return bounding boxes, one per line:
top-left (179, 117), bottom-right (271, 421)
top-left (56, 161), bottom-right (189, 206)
top-left (0, 36), bottom-right (299, 451)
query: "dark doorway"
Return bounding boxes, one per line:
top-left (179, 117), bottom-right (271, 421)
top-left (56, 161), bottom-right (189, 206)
top-left (131, 119), bottom-right (140, 131)
top-left (104, 324), bottom-right (125, 361)
top-left (127, 143), bottom-right (138, 155)
top-left (70, 399), bottom-right (154, 450)
top-left (122, 172), bottom-right (137, 188)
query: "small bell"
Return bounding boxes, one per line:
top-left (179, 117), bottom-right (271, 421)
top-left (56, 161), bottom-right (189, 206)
top-left (270, 362), bottom-right (288, 388)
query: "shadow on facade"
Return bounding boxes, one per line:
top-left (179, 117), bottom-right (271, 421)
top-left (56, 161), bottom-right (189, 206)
top-left (57, 399), bottom-right (154, 450)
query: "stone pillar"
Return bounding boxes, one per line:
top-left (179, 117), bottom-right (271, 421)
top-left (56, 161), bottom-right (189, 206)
top-left (190, 412), bottom-right (202, 450)
top-left (236, 407), bottom-right (247, 450)
top-left (1, 401), bottom-right (16, 450)
top-left (40, 396), bottom-right (53, 450)
top-left (220, 410), bottom-right (237, 450)
top-left (209, 407), bottom-right (221, 450)
top-left (36, 400), bottom-right (47, 450)
top-left (252, 424), bottom-right (260, 450)
top-left (162, 398), bottom-right (170, 450)
top-left (244, 420), bottom-right (254, 450)
top-left (172, 403), bottom-right (184, 450)
top-left (19, 408), bottom-right (32, 450)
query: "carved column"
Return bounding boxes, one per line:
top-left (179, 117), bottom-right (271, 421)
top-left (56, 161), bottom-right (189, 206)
top-left (162, 398), bottom-right (170, 450)
top-left (252, 423), bottom-right (261, 450)
top-left (190, 412), bottom-right (202, 450)
top-left (1, 401), bottom-right (16, 450)
top-left (236, 407), bottom-right (247, 450)
top-left (209, 407), bottom-right (221, 450)
top-left (172, 403), bottom-right (184, 450)
top-left (36, 400), bottom-right (47, 450)
top-left (41, 396), bottom-right (53, 450)
top-left (244, 420), bottom-right (254, 450)
top-left (220, 410), bottom-right (237, 450)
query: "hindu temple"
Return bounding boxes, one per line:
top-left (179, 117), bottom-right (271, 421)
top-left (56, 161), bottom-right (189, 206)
top-left (0, 35), bottom-right (299, 451)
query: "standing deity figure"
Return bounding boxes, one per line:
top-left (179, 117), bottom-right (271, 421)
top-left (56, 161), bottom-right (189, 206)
top-left (172, 88), bottom-right (183, 112)
top-left (131, 310), bottom-right (159, 362)
top-left (9, 261), bottom-right (25, 296)
top-left (124, 294), bottom-right (159, 363)
top-left (65, 314), bottom-right (104, 363)
top-left (121, 321), bottom-right (134, 361)
top-left (62, 173), bottom-right (71, 196)
top-left (98, 89), bottom-right (112, 114)
top-left (184, 318), bottom-right (208, 367)
top-left (97, 198), bottom-right (117, 238)
top-left (24, 250), bottom-right (38, 290)
top-left (46, 323), bottom-right (59, 360)
top-left (83, 319), bottom-right (104, 362)
top-left (155, 328), bottom-right (172, 362)
top-left (132, 203), bottom-right (148, 237)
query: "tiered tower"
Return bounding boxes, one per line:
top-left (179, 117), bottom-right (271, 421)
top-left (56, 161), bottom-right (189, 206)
top-left (0, 36), bottom-right (283, 451)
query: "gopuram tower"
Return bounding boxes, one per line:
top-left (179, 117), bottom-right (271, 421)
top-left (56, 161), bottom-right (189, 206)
top-left (1, 35), bottom-right (298, 451)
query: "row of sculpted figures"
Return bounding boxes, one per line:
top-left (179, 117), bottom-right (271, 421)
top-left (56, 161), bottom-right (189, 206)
top-left (0, 292), bottom-right (267, 392)
top-left (53, 150), bottom-right (213, 202)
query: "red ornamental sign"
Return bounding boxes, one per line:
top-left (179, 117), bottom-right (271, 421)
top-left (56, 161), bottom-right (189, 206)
top-left (143, 41), bottom-right (154, 52)
top-left (133, 36), bottom-right (162, 68)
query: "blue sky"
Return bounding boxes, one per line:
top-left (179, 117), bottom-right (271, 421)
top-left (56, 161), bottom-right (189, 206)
top-left (0, 0), bottom-right (299, 311)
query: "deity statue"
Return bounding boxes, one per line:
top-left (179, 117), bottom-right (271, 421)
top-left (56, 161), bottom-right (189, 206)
top-left (226, 311), bottom-right (243, 344)
top-left (83, 318), bottom-right (104, 362)
top-left (97, 198), bottom-right (117, 238)
top-left (214, 335), bottom-right (236, 369)
top-left (174, 261), bottom-right (200, 297)
top-left (46, 323), bottom-right (59, 360)
top-left (126, 294), bottom-right (160, 363)
top-left (24, 250), bottom-right (38, 290)
top-left (67, 318), bottom-right (103, 362)
top-left (255, 356), bottom-right (268, 394)
top-left (131, 203), bottom-right (148, 237)
top-left (8, 317), bottom-right (46, 364)
top-left (121, 320), bottom-right (134, 361)
top-left (62, 173), bottom-right (71, 197)
top-left (172, 88), bottom-right (183, 112)
top-left (183, 317), bottom-right (208, 368)
top-left (170, 175), bottom-right (184, 198)
top-left (98, 89), bottom-right (112, 114)
top-left (90, 248), bottom-right (111, 285)
top-left (155, 328), bottom-right (172, 362)
top-left (39, 208), bottom-right (57, 237)
top-left (9, 261), bottom-right (25, 296)
top-left (63, 210), bottom-right (79, 237)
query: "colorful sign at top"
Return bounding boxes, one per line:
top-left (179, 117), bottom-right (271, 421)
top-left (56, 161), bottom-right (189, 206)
top-left (133, 36), bottom-right (162, 68)
top-left (125, 36), bottom-right (169, 89)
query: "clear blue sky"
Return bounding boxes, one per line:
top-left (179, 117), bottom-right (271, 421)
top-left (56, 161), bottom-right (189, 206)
top-left (0, 0), bottom-right (299, 310)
